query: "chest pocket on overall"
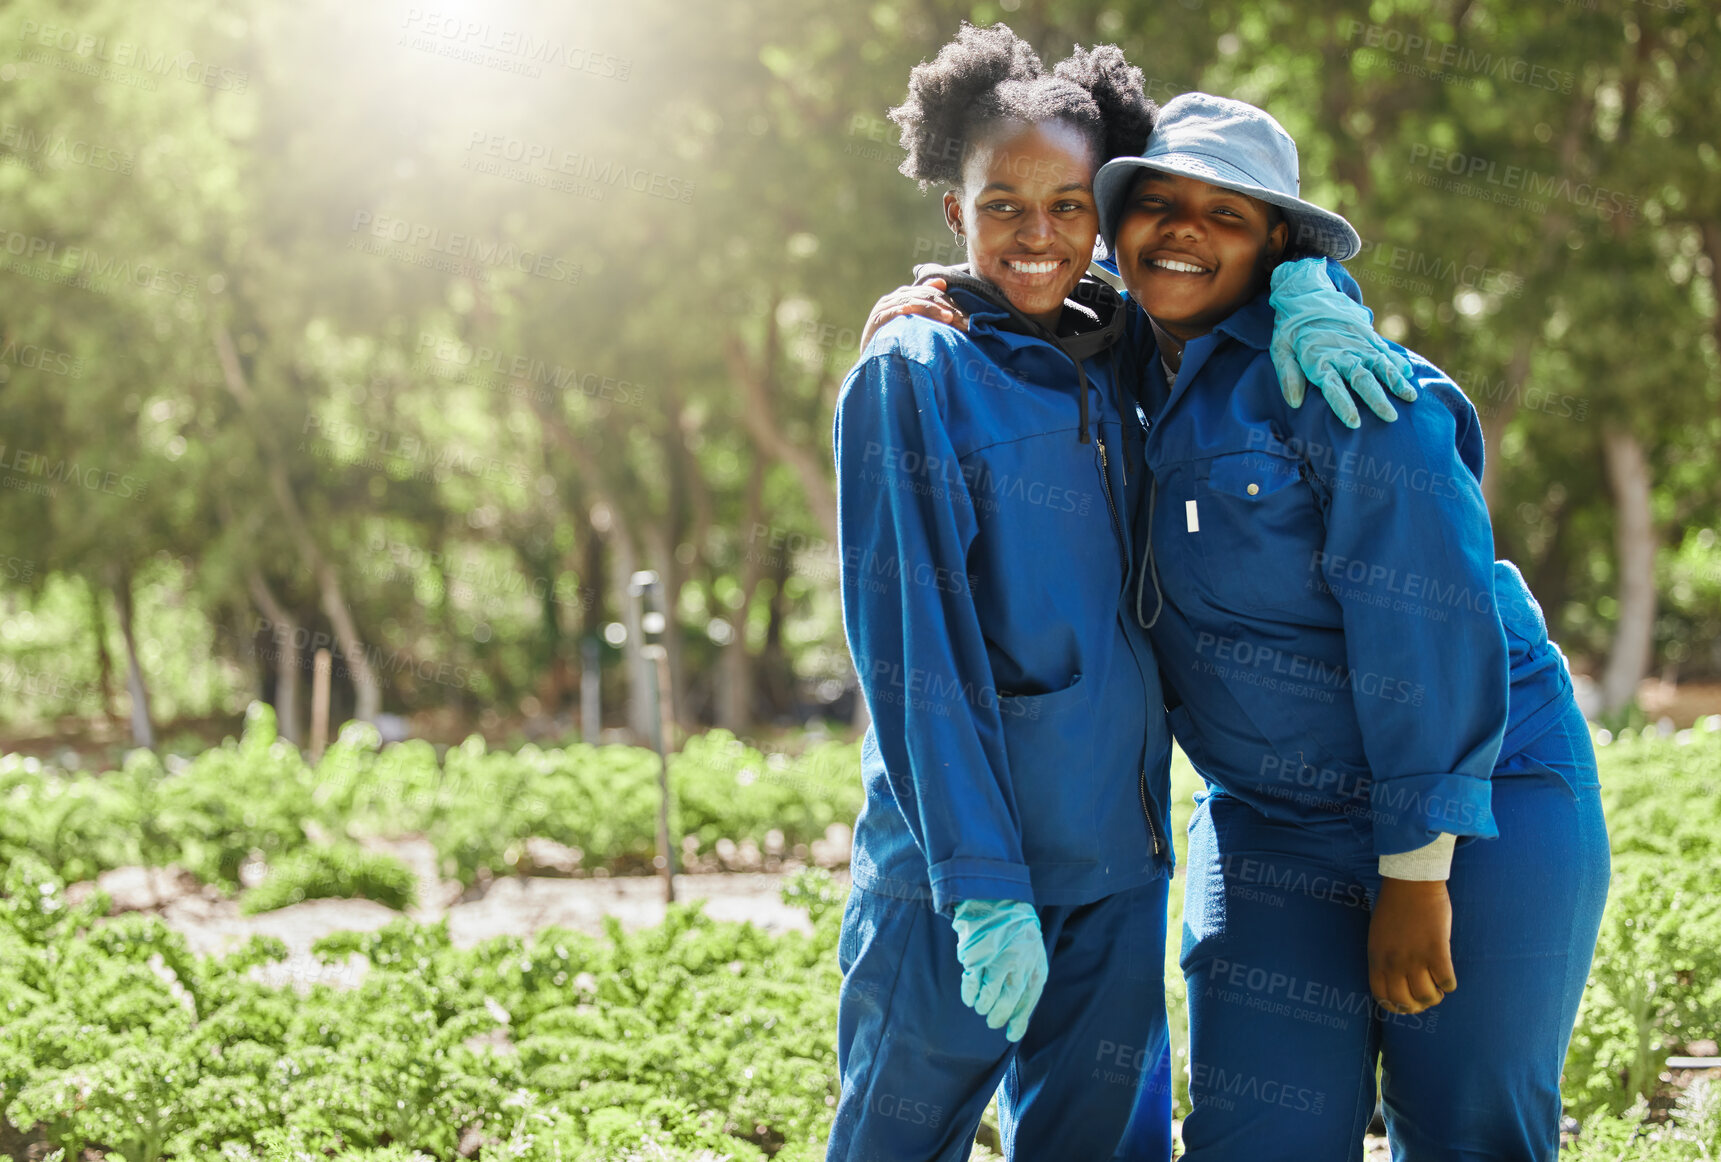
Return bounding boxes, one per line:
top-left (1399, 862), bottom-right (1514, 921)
top-left (1192, 448), bottom-right (1318, 614)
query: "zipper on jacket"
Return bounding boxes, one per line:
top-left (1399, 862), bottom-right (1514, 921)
top-left (1138, 768), bottom-right (1163, 857)
top-left (1095, 435), bottom-right (1128, 559)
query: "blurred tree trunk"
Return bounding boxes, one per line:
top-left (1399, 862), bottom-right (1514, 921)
top-left (1599, 426), bottom-right (1657, 714)
top-left (528, 392), bottom-right (657, 741)
top-left (571, 528), bottom-right (606, 738)
top-left (757, 549), bottom-right (797, 719)
top-left (723, 306), bottom-right (838, 541)
top-left (510, 532), bottom-right (570, 717)
top-left (1701, 223), bottom-right (1721, 392)
top-left (245, 569), bottom-right (302, 744)
top-left (88, 583), bottom-right (120, 724)
top-left (680, 427), bottom-right (722, 730)
top-left (215, 327), bottom-right (381, 722)
top-left (578, 526), bottom-right (605, 640)
top-left (1526, 501), bottom-right (1576, 630)
top-left (718, 458), bottom-right (766, 732)
top-left (533, 583), bottom-right (572, 719)
top-left (213, 496), bottom-right (302, 740)
top-left (111, 569), bottom-right (154, 749)
top-left (578, 527), bottom-right (606, 732)
top-left (1480, 340), bottom-right (1534, 514)
top-left (660, 387), bottom-right (708, 730)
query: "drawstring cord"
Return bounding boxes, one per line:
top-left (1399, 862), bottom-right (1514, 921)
top-left (1136, 473), bottom-right (1165, 629)
top-left (1077, 357), bottom-right (1091, 444)
top-left (1107, 346), bottom-right (1126, 484)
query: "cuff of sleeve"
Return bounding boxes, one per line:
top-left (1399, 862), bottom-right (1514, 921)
top-left (1369, 772), bottom-right (1497, 858)
top-left (1378, 832), bottom-right (1457, 881)
top-left (928, 857), bottom-right (1035, 917)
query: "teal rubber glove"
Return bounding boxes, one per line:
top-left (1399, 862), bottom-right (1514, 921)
top-left (1269, 257), bottom-right (1419, 429)
top-left (951, 899), bottom-right (1048, 1042)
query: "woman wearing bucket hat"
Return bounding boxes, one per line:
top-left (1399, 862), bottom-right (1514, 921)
top-left (828, 27), bottom-right (1415, 1162)
top-left (1095, 92), bottom-right (1609, 1160)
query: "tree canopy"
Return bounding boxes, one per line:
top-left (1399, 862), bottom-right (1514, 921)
top-left (0, 0), bottom-right (1715, 743)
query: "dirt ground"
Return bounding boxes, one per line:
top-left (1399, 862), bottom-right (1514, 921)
top-left (71, 837), bottom-right (822, 991)
top-left (1632, 678), bottom-right (1721, 728)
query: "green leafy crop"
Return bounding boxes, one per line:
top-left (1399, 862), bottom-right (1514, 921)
top-left (239, 844), bottom-right (419, 915)
top-left (1563, 720), bottom-right (1721, 1122)
top-left (0, 705), bottom-right (864, 904)
top-left (4, 717), bottom-right (1720, 1156)
top-left (1, 860), bottom-right (845, 1161)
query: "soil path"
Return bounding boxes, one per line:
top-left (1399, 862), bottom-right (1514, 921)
top-left (78, 837), bottom-right (826, 991)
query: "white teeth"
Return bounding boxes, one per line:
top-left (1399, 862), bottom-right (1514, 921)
top-left (1153, 258), bottom-right (1208, 274)
top-left (1007, 260), bottom-right (1060, 274)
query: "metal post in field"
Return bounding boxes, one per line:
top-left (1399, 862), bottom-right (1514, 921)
top-left (627, 570), bottom-right (677, 904)
top-left (309, 647), bottom-right (332, 762)
top-left (581, 636), bottom-right (601, 743)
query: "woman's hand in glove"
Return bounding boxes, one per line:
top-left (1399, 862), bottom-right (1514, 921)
top-left (1269, 257), bottom-right (1419, 429)
top-left (951, 898), bottom-right (1048, 1042)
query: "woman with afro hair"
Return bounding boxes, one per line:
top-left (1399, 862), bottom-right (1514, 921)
top-left (829, 23), bottom-right (1409, 1161)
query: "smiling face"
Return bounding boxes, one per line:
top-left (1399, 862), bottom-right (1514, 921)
top-left (942, 119), bottom-right (1099, 330)
top-left (1114, 170), bottom-right (1288, 342)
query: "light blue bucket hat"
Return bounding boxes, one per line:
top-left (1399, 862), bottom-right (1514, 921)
top-left (1095, 91), bottom-right (1361, 261)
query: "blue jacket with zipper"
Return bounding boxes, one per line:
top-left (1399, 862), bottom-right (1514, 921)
top-left (835, 263), bottom-right (1173, 916)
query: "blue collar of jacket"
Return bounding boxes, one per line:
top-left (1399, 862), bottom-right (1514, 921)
top-left (1127, 289), bottom-right (1272, 421)
top-left (1207, 290), bottom-right (1275, 352)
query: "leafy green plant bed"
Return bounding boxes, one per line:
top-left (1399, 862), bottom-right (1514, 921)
top-left (1560, 719), bottom-right (1721, 1125)
top-left (3, 712), bottom-right (1721, 1157)
top-left (0, 860), bottom-right (846, 1162)
top-left (0, 703), bottom-right (864, 907)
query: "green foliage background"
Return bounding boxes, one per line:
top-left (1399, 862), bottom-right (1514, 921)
top-left (0, 0), bottom-right (1715, 735)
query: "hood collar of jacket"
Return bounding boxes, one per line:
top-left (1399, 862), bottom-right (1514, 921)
top-left (910, 262), bottom-right (1125, 360)
top-left (908, 263), bottom-right (1122, 444)
top-left (908, 263), bottom-right (1127, 445)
